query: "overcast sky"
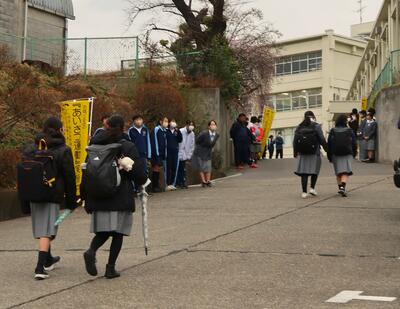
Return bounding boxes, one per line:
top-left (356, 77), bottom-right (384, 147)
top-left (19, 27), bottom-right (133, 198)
top-left (69, 0), bottom-right (383, 40)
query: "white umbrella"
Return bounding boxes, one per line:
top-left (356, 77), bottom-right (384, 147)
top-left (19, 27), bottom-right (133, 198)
top-left (138, 179), bottom-right (151, 255)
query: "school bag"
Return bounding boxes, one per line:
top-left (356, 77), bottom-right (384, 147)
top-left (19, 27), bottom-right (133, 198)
top-left (294, 126), bottom-right (319, 154)
top-left (17, 139), bottom-right (58, 203)
top-left (83, 143), bottom-right (122, 199)
top-left (331, 128), bottom-right (353, 156)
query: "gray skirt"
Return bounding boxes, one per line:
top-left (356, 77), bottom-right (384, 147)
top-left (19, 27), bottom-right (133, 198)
top-left (295, 154), bottom-right (322, 176)
top-left (90, 211), bottom-right (133, 236)
top-left (192, 155), bottom-right (212, 173)
top-left (332, 155), bottom-right (353, 176)
top-left (250, 144), bottom-right (261, 153)
top-left (366, 139), bottom-right (375, 151)
top-left (30, 202), bottom-right (60, 239)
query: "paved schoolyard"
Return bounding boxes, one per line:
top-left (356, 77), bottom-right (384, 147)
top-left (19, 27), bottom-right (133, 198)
top-left (0, 158), bottom-right (399, 308)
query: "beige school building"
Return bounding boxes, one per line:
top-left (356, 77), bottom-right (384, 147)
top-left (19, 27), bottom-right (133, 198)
top-left (268, 29), bottom-right (369, 157)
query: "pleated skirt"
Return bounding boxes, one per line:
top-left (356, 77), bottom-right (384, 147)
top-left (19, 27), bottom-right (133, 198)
top-left (90, 211), bottom-right (133, 236)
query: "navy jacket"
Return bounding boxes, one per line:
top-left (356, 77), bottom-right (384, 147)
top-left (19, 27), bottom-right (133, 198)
top-left (230, 121), bottom-right (251, 144)
top-left (166, 129), bottom-right (183, 153)
top-left (151, 125), bottom-right (167, 163)
top-left (128, 126), bottom-right (151, 159)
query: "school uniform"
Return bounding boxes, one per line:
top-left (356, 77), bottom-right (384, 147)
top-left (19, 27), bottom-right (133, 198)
top-left (150, 125), bottom-right (168, 190)
top-left (192, 130), bottom-right (219, 173)
top-left (364, 120), bottom-right (377, 151)
top-left (230, 121), bottom-right (251, 166)
top-left (327, 127), bottom-right (357, 176)
top-left (166, 128), bottom-right (183, 186)
top-left (358, 118), bottom-right (368, 160)
top-left (128, 125), bottom-right (151, 160)
top-left (177, 127), bottom-right (195, 187)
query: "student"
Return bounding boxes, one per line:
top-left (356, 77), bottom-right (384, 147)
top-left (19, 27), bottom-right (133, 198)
top-left (267, 135), bottom-right (275, 159)
top-left (192, 120), bottom-right (219, 187)
top-left (230, 113), bottom-right (251, 169)
top-left (248, 116), bottom-right (264, 168)
top-left (166, 119), bottom-right (183, 190)
top-left (362, 112), bottom-right (378, 163)
top-left (294, 111), bottom-right (328, 198)
top-left (328, 114), bottom-right (357, 197)
top-left (357, 110), bottom-right (368, 161)
top-left (92, 114), bottom-right (110, 138)
top-left (348, 108), bottom-right (359, 137)
top-left (23, 117), bottom-right (78, 280)
top-left (177, 121), bottom-right (195, 189)
top-left (128, 115), bottom-right (151, 168)
top-left (150, 117), bottom-right (169, 192)
top-left (82, 115), bottom-right (147, 279)
top-left (275, 132), bottom-right (284, 159)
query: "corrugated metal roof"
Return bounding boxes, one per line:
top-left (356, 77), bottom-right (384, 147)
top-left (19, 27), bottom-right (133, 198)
top-left (28, 0), bottom-right (75, 20)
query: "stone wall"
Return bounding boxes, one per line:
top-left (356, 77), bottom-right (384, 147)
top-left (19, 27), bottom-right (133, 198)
top-left (375, 86), bottom-right (400, 163)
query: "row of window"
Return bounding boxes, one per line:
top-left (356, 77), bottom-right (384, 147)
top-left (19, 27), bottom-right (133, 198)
top-left (275, 51), bottom-right (322, 76)
top-left (270, 88), bottom-right (323, 112)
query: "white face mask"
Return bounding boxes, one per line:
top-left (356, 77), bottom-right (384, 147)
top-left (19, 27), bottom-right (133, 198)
top-left (188, 125), bottom-right (195, 131)
top-left (310, 118), bottom-right (316, 123)
top-left (170, 122), bottom-right (177, 129)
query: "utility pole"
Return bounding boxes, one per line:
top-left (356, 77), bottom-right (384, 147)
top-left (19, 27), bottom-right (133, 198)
top-left (357, 0), bottom-right (366, 24)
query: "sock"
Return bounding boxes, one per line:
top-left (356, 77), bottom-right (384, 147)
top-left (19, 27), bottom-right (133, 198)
top-left (152, 172), bottom-right (160, 189)
top-left (341, 182), bottom-right (347, 189)
top-left (36, 251), bottom-right (48, 272)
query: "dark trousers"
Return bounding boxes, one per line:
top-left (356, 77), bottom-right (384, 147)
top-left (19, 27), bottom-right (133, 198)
top-left (234, 142), bottom-right (250, 166)
top-left (276, 149), bottom-right (283, 159)
top-left (166, 149), bottom-right (179, 186)
top-left (176, 160), bottom-right (187, 187)
top-left (268, 148), bottom-right (274, 159)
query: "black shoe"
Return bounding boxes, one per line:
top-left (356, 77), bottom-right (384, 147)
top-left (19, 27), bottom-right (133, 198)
top-left (105, 264), bottom-right (120, 279)
top-left (201, 182), bottom-right (207, 188)
top-left (44, 256), bottom-right (60, 271)
top-left (206, 182), bottom-right (213, 187)
top-left (83, 250), bottom-right (98, 276)
top-left (152, 187), bottom-right (162, 193)
top-left (34, 267), bottom-right (49, 280)
top-left (338, 187), bottom-right (347, 197)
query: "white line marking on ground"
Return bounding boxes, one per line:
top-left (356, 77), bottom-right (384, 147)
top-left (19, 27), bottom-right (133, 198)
top-left (326, 291), bottom-right (397, 304)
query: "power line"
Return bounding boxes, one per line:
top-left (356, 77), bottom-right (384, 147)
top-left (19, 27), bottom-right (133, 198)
top-left (356, 0), bottom-right (367, 23)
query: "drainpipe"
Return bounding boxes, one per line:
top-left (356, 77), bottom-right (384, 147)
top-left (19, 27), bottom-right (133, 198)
top-left (22, 0), bottom-right (28, 61)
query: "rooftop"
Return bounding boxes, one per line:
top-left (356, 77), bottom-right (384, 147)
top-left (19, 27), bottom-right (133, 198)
top-left (28, 0), bottom-right (75, 20)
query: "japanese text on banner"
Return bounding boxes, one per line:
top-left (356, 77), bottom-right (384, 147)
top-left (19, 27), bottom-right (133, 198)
top-left (260, 107), bottom-right (276, 156)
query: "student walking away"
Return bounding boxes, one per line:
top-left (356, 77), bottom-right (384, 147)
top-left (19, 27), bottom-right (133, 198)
top-left (192, 120), bottom-right (219, 187)
top-left (92, 114), bottom-right (110, 138)
top-left (267, 135), bottom-right (275, 159)
top-left (248, 116), bottom-right (264, 168)
top-left (357, 110), bottom-right (368, 161)
top-left (293, 111), bottom-right (328, 198)
top-left (230, 113), bottom-right (251, 169)
top-left (166, 119), bottom-right (183, 190)
top-left (128, 115), bottom-right (151, 170)
top-left (275, 132), bottom-right (284, 159)
top-left (362, 112), bottom-right (378, 163)
top-left (82, 115), bottom-right (147, 279)
top-left (348, 108), bottom-right (359, 137)
top-left (17, 117), bottom-right (78, 280)
top-left (328, 114), bottom-right (357, 197)
top-left (150, 117), bottom-right (169, 192)
top-left (177, 121), bottom-right (195, 189)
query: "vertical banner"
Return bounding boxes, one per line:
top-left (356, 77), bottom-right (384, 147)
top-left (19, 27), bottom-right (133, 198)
top-left (362, 98), bottom-right (368, 111)
top-left (260, 107), bottom-right (276, 156)
top-left (60, 98), bottom-right (92, 195)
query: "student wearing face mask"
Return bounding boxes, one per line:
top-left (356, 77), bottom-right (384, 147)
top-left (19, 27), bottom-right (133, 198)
top-left (128, 115), bottom-right (151, 170)
top-left (177, 121), bottom-right (196, 189)
top-left (166, 119), bottom-right (183, 190)
top-left (362, 112), bottom-right (377, 163)
top-left (230, 113), bottom-right (251, 169)
top-left (357, 110), bottom-right (368, 161)
top-left (150, 117), bottom-right (169, 192)
top-left (192, 120), bottom-right (219, 187)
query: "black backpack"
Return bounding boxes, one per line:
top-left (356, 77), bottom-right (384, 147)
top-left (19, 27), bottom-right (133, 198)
top-left (294, 126), bottom-right (319, 154)
top-left (83, 143), bottom-right (122, 199)
top-left (331, 128), bottom-right (353, 156)
top-left (17, 139), bottom-right (58, 203)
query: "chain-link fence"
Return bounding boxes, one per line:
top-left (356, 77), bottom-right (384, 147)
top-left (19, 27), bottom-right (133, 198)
top-left (0, 32), bottom-right (139, 77)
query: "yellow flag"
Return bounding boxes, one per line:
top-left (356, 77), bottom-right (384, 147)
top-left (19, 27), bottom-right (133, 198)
top-left (260, 107), bottom-right (276, 156)
top-left (60, 99), bottom-right (91, 195)
top-left (362, 98), bottom-right (368, 111)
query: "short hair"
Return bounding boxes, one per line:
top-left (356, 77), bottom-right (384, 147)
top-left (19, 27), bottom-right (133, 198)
top-left (368, 107), bottom-right (376, 115)
top-left (250, 116), bottom-right (258, 123)
top-left (108, 115), bottom-right (125, 130)
top-left (351, 108), bottom-right (358, 114)
top-left (186, 120), bottom-right (195, 126)
top-left (208, 120), bottom-right (217, 126)
top-left (158, 116), bottom-right (168, 123)
top-left (132, 114), bottom-right (143, 122)
top-left (359, 110), bottom-right (367, 116)
top-left (335, 114), bottom-right (348, 127)
top-left (238, 113), bottom-right (246, 118)
top-left (101, 114), bottom-right (110, 122)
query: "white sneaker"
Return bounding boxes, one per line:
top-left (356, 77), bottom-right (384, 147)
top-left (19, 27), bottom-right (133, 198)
top-left (309, 188), bottom-right (318, 196)
top-left (301, 193), bottom-right (308, 199)
top-left (166, 185), bottom-right (177, 191)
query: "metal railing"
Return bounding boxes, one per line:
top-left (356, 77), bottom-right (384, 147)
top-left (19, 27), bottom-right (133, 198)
top-left (368, 49), bottom-right (400, 105)
top-left (0, 32), bottom-right (139, 77)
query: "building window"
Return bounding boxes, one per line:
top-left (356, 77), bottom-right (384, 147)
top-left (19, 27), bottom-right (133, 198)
top-left (272, 88), bottom-right (322, 112)
top-left (275, 51), bottom-right (322, 76)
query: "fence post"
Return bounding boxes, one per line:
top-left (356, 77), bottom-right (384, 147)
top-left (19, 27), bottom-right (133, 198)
top-left (84, 37), bottom-right (88, 78)
top-left (135, 36), bottom-right (139, 76)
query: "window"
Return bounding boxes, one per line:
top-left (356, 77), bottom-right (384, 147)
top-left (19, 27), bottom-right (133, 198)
top-left (272, 88), bottom-right (322, 112)
top-left (274, 51), bottom-right (322, 76)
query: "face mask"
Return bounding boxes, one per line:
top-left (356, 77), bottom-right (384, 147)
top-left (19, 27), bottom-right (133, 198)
top-left (310, 118), bottom-right (316, 123)
top-left (209, 125), bottom-right (217, 132)
top-left (347, 117), bottom-right (351, 122)
top-left (170, 122), bottom-right (177, 129)
top-left (188, 125), bottom-right (195, 131)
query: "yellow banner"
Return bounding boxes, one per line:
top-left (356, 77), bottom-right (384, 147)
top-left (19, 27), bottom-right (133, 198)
top-left (60, 99), bottom-right (91, 195)
top-left (362, 98), bottom-right (368, 111)
top-left (260, 107), bottom-right (276, 156)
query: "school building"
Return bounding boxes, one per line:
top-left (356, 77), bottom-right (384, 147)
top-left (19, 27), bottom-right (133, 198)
top-left (268, 28), bottom-right (369, 157)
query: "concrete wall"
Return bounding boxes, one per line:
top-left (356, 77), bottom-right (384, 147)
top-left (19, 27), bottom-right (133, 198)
top-left (375, 86), bottom-right (400, 163)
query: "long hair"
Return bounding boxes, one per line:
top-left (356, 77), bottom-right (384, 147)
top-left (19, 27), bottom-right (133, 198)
top-left (41, 117), bottom-right (64, 144)
top-left (107, 115), bottom-right (125, 142)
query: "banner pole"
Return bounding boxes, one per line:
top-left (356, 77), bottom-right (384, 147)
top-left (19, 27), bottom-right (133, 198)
top-left (88, 97), bottom-right (94, 138)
